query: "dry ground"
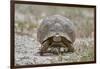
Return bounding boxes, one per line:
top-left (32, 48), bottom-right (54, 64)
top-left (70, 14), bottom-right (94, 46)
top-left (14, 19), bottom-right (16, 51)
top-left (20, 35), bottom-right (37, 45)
top-left (15, 33), bottom-right (94, 66)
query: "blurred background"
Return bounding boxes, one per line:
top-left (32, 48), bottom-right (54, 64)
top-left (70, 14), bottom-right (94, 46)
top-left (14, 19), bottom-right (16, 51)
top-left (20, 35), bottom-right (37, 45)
top-left (15, 4), bottom-right (94, 38)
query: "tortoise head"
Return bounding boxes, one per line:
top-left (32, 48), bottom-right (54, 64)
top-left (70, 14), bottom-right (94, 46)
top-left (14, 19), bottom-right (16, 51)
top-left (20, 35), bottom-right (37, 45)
top-left (53, 33), bottom-right (62, 42)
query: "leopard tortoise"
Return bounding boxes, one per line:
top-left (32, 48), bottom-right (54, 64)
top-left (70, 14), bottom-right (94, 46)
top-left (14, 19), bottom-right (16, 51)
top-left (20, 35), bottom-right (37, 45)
top-left (37, 15), bottom-right (76, 55)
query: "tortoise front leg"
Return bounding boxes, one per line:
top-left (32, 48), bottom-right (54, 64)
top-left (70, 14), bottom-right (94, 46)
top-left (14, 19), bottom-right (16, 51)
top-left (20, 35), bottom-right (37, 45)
top-left (40, 41), bottom-right (50, 56)
top-left (62, 39), bottom-right (74, 53)
top-left (67, 44), bottom-right (74, 52)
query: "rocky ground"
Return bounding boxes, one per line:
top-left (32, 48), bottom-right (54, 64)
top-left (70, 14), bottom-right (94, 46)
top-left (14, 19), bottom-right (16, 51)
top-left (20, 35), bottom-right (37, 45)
top-left (15, 33), bottom-right (94, 66)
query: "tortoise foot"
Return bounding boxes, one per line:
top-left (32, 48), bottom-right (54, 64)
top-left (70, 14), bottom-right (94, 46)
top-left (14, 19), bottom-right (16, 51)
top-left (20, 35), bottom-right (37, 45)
top-left (68, 47), bottom-right (75, 53)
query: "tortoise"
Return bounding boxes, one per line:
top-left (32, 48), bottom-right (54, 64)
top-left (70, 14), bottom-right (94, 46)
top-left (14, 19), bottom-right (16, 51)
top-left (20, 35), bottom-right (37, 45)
top-left (37, 15), bottom-right (76, 55)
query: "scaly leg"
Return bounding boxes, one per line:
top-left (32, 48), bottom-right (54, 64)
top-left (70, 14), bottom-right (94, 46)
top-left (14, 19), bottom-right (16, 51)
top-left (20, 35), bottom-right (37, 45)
top-left (40, 41), bottom-right (49, 56)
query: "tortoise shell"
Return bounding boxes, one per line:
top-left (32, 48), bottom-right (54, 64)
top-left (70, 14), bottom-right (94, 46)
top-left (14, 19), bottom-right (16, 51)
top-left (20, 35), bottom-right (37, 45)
top-left (37, 15), bottom-right (76, 44)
